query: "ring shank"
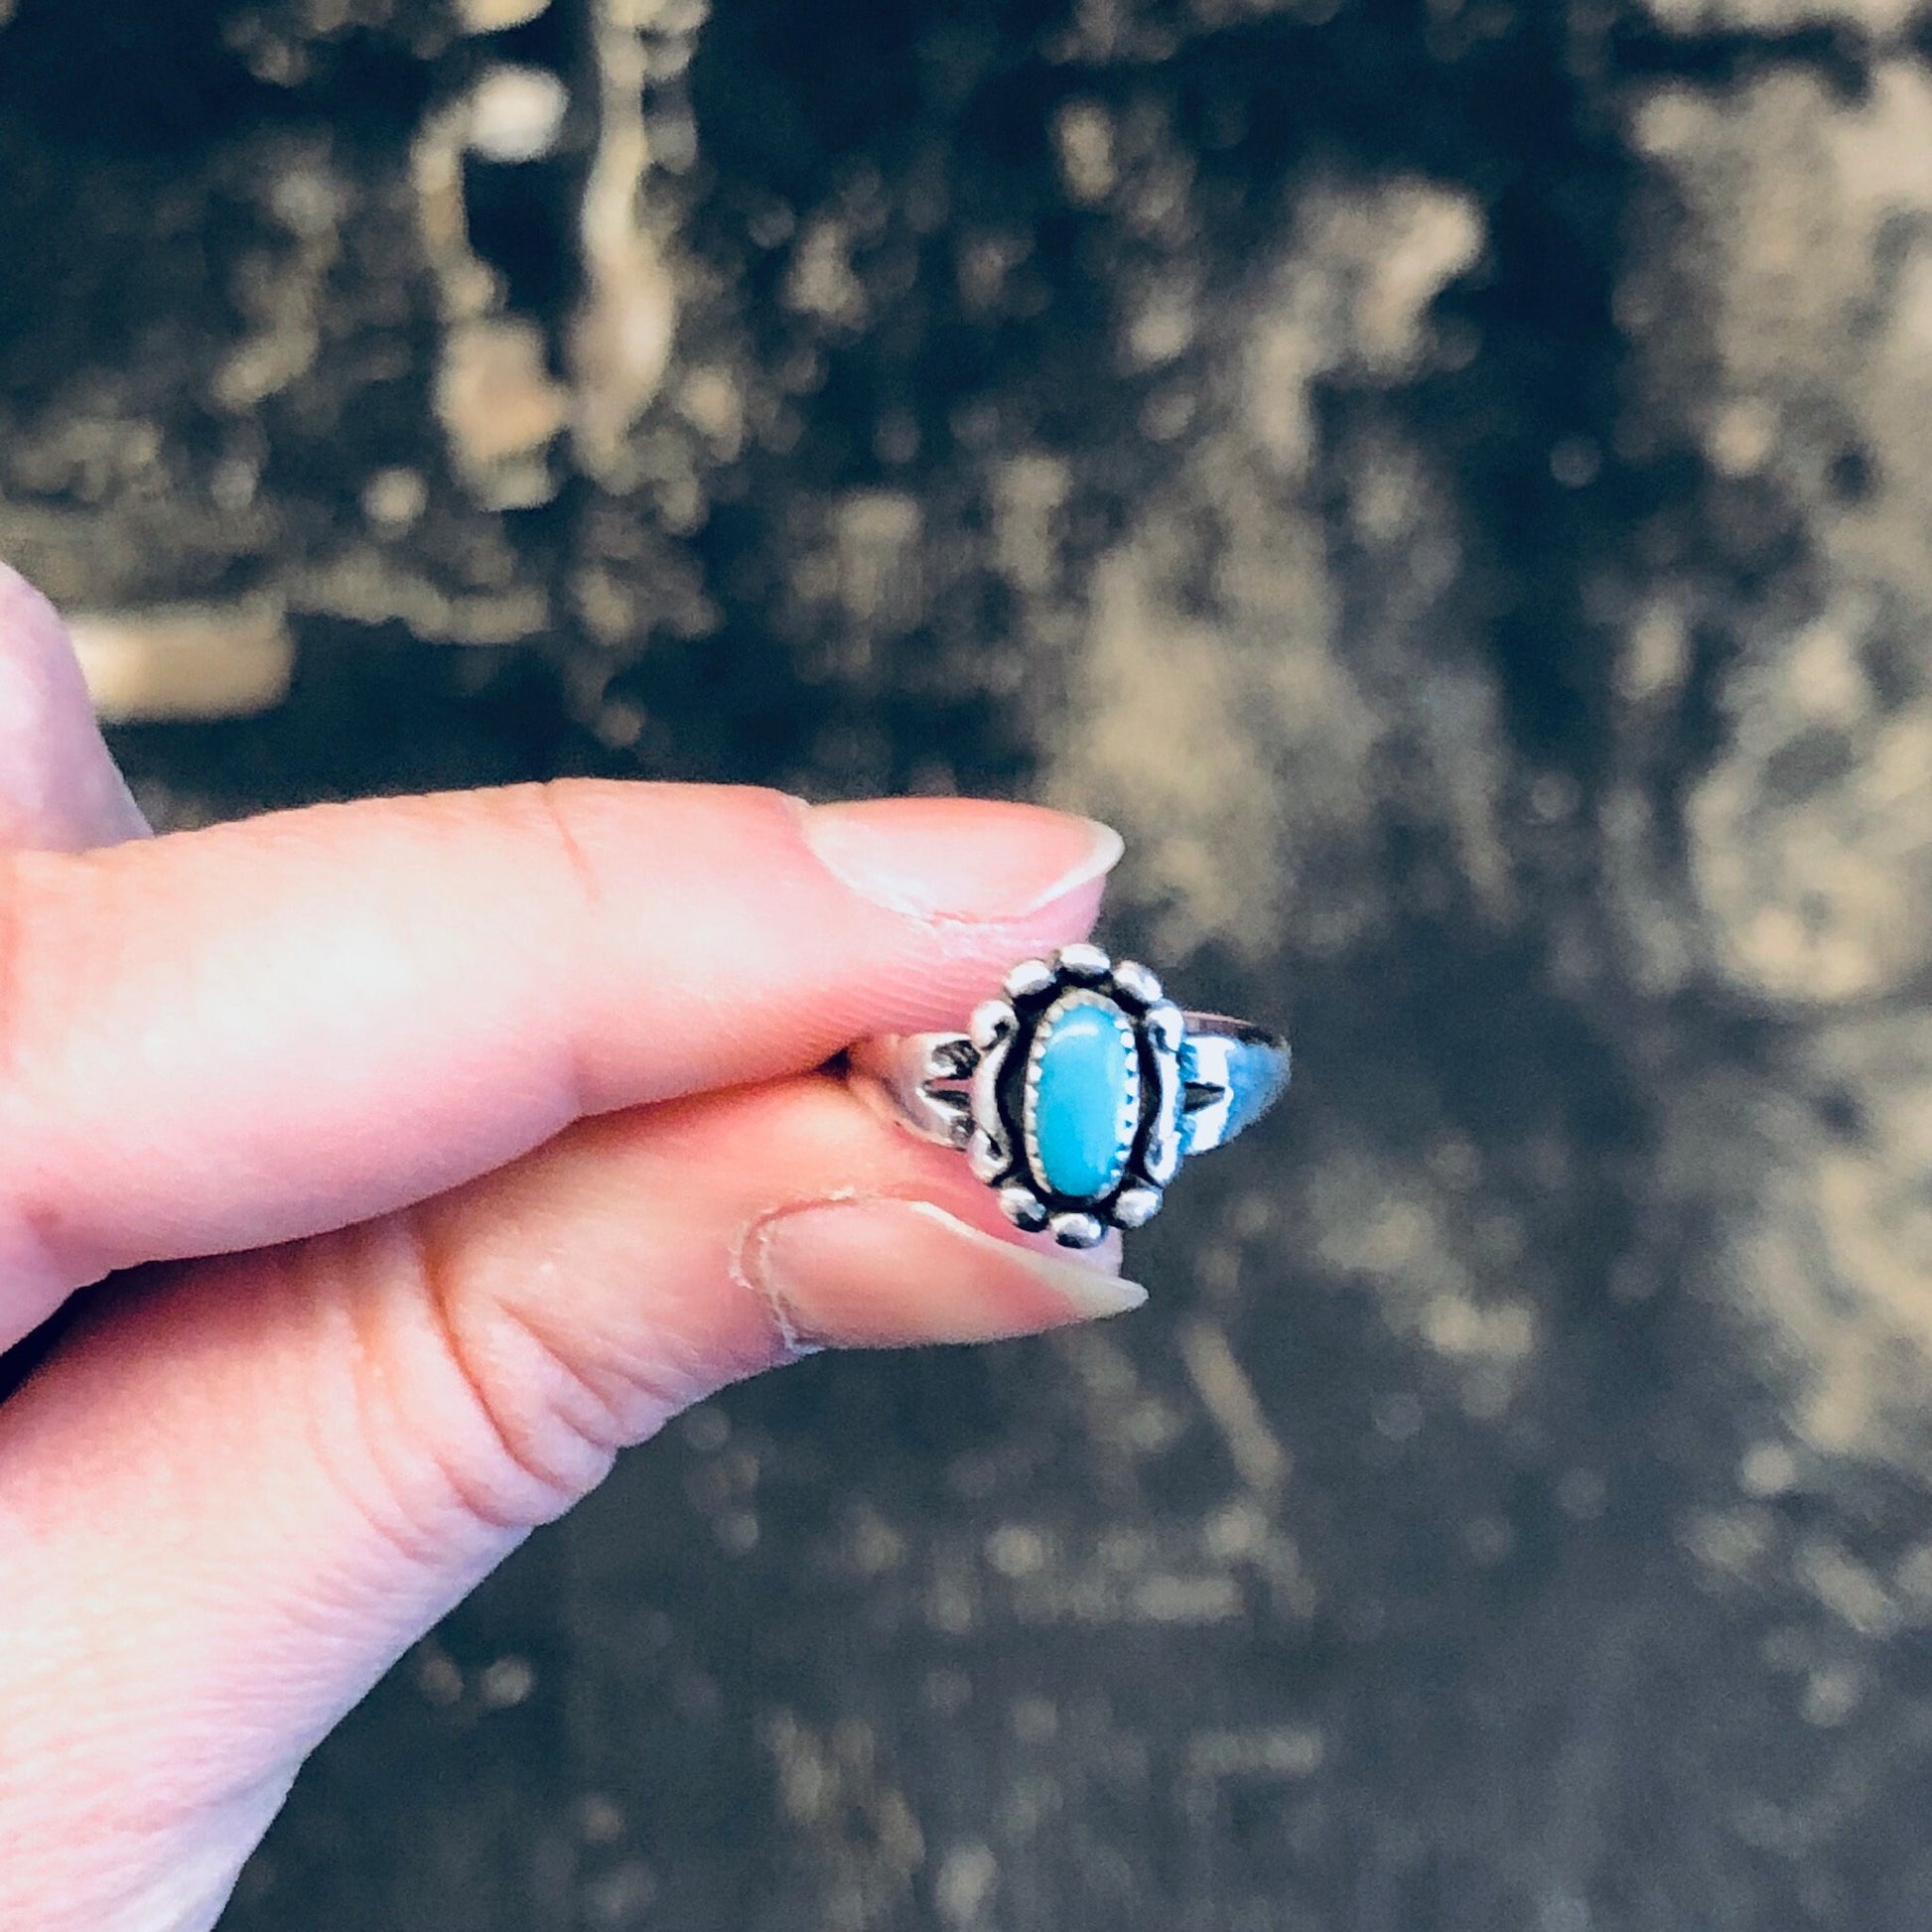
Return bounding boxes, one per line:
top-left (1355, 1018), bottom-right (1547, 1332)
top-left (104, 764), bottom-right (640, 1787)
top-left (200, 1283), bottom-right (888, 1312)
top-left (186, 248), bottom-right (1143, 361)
top-left (1173, 1016), bottom-right (1292, 1156)
top-left (847, 1032), bottom-right (977, 1147)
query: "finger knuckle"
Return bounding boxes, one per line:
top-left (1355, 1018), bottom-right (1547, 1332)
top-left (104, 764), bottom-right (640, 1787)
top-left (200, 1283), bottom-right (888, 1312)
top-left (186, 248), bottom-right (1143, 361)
top-left (348, 1210), bottom-right (689, 1551)
top-left (0, 855), bottom-right (103, 1298)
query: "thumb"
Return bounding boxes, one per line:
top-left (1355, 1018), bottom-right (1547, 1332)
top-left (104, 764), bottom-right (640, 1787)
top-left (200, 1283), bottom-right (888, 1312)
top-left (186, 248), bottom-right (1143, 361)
top-left (0, 997), bottom-right (1135, 1932)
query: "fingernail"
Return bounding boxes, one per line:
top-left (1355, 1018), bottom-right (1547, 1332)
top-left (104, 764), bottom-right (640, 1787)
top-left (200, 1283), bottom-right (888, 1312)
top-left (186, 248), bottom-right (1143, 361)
top-left (799, 797), bottom-right (1123, 922)
top-left (746, 1197), bottom-right (1146, 1350)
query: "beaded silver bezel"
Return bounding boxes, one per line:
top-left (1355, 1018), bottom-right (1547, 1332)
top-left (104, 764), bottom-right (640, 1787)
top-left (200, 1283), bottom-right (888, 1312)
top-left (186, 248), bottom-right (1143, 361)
top-left (956, 945), bottom-right (1186, 1248)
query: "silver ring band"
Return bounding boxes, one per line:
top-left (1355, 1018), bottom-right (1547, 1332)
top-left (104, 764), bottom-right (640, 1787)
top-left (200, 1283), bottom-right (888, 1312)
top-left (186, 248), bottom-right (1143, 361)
top-left (848, 944), bottom-right (1290, 1248)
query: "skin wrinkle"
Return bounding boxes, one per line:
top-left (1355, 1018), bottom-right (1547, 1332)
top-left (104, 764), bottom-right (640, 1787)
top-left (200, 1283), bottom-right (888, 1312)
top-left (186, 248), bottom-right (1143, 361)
top-left (0, 875), bottom-right (115, 1306)
top-left (413, 783), bottom-right (597, 1141)
top-left (469, 1278), bottom-right (639, 1473)
top-left (384, 1188), bottom-right (751, 1546)
top-left (394, 1208), bottom-right (581, 1537)
top-left (319, 1234), bottom-right (479, 1587)
top-left (526, 778), bottom-right (613, 1127)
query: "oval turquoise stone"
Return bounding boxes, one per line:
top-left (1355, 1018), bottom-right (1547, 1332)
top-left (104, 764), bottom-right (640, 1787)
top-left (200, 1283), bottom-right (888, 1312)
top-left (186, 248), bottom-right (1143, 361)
top-left (1027, 994), bottom-right (1141, 1201)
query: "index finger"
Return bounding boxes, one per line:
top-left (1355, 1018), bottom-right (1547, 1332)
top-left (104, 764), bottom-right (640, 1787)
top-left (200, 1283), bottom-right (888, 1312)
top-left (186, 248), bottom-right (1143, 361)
top-left (0, 783), bottom-right (1120, 1335)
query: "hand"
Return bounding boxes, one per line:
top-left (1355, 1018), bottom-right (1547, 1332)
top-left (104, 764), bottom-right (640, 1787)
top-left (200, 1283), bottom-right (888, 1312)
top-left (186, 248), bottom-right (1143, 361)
top-left (0, 564), bottom-right (1141, 1932)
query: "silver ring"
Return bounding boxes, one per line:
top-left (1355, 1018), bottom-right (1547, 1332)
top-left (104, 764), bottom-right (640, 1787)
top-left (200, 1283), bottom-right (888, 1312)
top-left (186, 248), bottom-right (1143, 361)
top-left (848, 944), bottom-right (1291, 1248)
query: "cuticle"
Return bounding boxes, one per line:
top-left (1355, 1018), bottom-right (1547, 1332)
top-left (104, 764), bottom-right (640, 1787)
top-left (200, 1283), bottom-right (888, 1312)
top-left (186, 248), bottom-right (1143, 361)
top-left (732, 1207), bottom-right (813, 1357)
top-left (731, 1187), bottom-right (914, 1360)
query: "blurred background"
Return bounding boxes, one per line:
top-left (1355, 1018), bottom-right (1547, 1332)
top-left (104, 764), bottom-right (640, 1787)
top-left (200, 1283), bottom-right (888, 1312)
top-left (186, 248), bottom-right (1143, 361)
top-left (5, 0), bottom-right (1932, 1925)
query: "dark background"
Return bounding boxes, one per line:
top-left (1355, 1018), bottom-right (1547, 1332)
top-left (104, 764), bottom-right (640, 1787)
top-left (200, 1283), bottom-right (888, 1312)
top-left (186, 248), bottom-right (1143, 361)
top-left (7, 0), bottom-right (1932, 1925)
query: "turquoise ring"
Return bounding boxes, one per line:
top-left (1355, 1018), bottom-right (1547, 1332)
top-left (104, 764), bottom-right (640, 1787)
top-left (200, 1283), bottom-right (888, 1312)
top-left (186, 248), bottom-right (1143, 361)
top-left (848, 945), bottom-right (1291, 1248)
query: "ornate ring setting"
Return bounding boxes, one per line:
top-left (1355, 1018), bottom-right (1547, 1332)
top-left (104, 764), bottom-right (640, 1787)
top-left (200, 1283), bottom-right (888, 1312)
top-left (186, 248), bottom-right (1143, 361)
top-left (849, 944), bottom-right (1291, 1248)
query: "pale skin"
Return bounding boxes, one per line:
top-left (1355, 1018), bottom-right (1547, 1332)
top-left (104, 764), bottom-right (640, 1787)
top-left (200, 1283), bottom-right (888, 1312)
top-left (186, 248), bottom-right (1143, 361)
top-left (0, 563), bottom-right (1144, 1931)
